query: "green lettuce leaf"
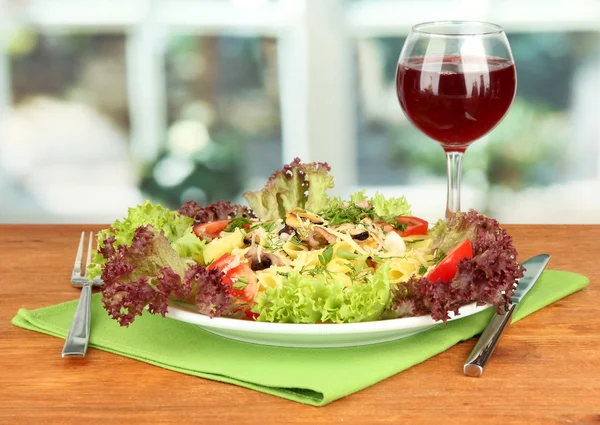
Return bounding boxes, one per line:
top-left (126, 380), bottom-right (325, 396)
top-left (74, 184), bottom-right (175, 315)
top-left (350, 190), bottom-right (411, 219)
top-left (428, 215), bottom-right (477, 256)
top-left (349, 190), bottom-right (368, 204)
top-left (87, 201), bottom-right (197, 279)
top-left (370, 192), bottom-right (411, 221)
top-left (242, 158), bottom-right (334, 220)
top-left (252, 264), bottom-right (391, 323)
top-left (171, 230), bottom-right (206, 260)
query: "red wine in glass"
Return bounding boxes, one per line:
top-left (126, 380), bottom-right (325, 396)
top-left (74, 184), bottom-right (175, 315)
top-left (397, 55), bottom-right (516, 153)
top-left (396, 21), bottom-right (517, 218)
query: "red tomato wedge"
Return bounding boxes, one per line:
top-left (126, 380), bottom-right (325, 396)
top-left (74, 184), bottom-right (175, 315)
top-left (394, 216), bottom-right (429, 236)
top-left (207, 254), bottom-right (258, 302)
top-left (378, 216), bottom-right (429, 237)
top-left (239, 308), bottom-right (260, 320)
top-left (428, 239), bottom-right (473, 282)
top-left (207, 253), bottom-right (241, 274)
top-left (193, 219), bottom-right (230, 240)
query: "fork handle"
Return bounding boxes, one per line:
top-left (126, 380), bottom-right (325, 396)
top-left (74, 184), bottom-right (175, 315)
top-left (62, 281), bottom-right (92, 357)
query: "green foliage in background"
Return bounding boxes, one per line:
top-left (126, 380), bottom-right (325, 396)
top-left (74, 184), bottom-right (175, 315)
top-left (139, 125), bottom-right (246, 210)
top-left (389, 98), bottom-right (568, 190)
top-left (483, 99), bottom-right (568, 189)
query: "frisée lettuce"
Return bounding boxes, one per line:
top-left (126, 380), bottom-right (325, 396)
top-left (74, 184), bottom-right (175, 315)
top-left (253, 264), bottom-right (391, 324)
top-left (350, 190), bottom-right (411, 222)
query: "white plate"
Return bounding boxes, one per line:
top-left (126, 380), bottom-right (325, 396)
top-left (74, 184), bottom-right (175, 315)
top-left (165, 301), bottom-right (491, 348)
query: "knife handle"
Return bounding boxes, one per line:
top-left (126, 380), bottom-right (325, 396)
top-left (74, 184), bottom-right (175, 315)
top-left (463, 303), bottom-right (516, 377)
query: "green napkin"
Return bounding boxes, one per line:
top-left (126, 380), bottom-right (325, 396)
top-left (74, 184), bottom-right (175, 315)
top-left (12, 270), bottom-right (588, 406)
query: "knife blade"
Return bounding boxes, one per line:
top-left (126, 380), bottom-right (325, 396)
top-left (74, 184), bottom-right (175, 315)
top-left (463, 253), bottom-right (551, 377)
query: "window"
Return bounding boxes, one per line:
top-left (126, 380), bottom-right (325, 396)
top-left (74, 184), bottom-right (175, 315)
top-left (0, 0), bottom-right (598, 224)
top-left (141, 34), bottom-right (281, 209)
top-left (0, 30), bottom-right (138, 223)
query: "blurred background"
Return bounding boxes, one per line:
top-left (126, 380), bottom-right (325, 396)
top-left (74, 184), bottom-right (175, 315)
top-left (0, 0), bottom-right (599, 224)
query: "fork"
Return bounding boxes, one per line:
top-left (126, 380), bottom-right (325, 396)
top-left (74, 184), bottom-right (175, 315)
top-left (62, 232), bottom-right (103, 357)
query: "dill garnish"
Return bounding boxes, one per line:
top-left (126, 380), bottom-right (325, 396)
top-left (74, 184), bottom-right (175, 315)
top-left (225, 217), bottom-right (252, 232)
top-left (319, 203), bottom-right (375, 226)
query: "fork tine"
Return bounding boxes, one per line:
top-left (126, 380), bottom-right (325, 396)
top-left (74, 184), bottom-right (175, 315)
top-left (84, 232), bottom-right (94, 275)
top-left (71, 232), bottom-right (85, 278)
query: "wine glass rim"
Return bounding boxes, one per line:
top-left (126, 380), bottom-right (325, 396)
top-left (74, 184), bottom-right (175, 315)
top-left (412, 21), bottom-right (504, 37)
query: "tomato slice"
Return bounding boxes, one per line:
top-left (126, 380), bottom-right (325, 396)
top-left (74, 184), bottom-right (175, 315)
top-left (223, 262), bottom-right (259, 302)
top-left (394, 216), bottom-right (429, 237)
top-left (193, 219), bottom-right (230, 240)
top-left (193, 218), bottom-right (252, 240)
top-left (236, 307), bottom-right (260, 321)
top-left (377, 216), bottom-right (429, 236)
top-left (427, 239), bottom-right (473, 282)
top-left (207, 253), bottom-right (241, 273)
top-left (207, 254), bottom-right (258, 302)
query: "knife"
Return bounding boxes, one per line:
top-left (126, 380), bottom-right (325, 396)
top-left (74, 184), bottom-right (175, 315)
top-left (463, 253), bottom-right (551, 377)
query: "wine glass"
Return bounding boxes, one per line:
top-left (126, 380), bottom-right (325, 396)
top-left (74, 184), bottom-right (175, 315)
top-left (396, 21), bottom-right (517, 218)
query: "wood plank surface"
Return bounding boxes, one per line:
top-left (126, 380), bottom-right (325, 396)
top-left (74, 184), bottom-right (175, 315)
top-left (0, 224), bottom-right (598, 425)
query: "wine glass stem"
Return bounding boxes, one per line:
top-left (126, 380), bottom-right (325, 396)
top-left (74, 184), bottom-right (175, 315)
top-left (445, 151), bottom-right (464, 219)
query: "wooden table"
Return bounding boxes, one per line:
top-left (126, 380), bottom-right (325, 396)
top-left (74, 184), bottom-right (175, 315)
top-left (1, 225), bottom-right (598, 424)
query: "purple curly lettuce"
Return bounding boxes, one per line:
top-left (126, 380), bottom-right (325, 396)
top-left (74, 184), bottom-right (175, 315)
top-left (179, 200), bottom-right (255, 224)
top-left (185, 264), bottom-right (233, 317)
top-left (242, 157), bottom-right (334, 220)
top-left (100, 225), bottom-right (233, 326)
top-left (386, 210), bottom-right (525, 322)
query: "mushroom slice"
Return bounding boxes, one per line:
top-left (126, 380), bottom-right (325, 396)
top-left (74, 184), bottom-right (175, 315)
top-left (306, 227), bottom-right (336, 249)
top-left (349, 228), bottom-right (369, 241)
top-left (245, 245), bottom-right (284, 271)
top-left (285, 209), bottom-right (324, 228)
top-left (278, 224), bottom-right (295, 241)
